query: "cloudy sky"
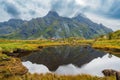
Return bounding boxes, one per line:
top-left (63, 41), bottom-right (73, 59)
top-left (0, 0), bottom-right (120, 31)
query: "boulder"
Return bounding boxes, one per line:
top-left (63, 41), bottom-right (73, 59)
top-left (102, 69), bottom-right (117, 76)
top-left (116, 72), bottom-right (120, 80)
top-left (102, 69), bottom-right (120, 80)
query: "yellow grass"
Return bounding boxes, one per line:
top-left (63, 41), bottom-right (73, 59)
top-left (0, 39), bottom-right (120, 54)
top-left (1, 73), bottom-right (116, 80)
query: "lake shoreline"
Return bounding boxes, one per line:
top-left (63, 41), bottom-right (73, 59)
top-left (0, 39), bottom-right (120, 57)
top-left (2, 44), bottom-right (120, 58)
top-left (0, 41), bottom-right (119, 80)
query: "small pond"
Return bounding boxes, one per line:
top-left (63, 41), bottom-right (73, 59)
top-left (21, 45), bottom-right (120, 76)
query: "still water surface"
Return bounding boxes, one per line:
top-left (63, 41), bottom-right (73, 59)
top-left (22, 46), bottom-right (120, 76)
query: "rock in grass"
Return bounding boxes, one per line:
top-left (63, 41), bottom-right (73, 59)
top-left (102, 69), bottom-right (117, 76)
top-left (116, 72), bottom-right (120, 80)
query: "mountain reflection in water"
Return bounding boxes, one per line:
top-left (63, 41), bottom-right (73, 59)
top-left (22, 45), bottom-right (105, 71)
top-left (22, 54), bottom-right (120, 76)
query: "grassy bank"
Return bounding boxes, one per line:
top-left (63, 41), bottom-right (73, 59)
top-left (1, 73), bottom-right (115, 80)
top-left (92, 40), bottom-right (120, 54)
top-left (0, 39), bottom-right (69, 53)
top-left (0, 39), bottom-right (120, 54)
top-left (0, 53), bottom-right (28, 79)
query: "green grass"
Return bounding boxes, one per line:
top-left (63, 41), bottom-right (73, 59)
top-left (93, 40), bottom-right (120, 52)
top-left (0, 39), bottom-right (120, 54)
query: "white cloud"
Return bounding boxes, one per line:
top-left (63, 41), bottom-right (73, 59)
top-left (0, 0), bottom-right (51, 21)
top-left (85, 13), bottom-right (120, 31)
top-left (23, 54), bottom-right (120, 76)
top-left (0, 7), bottom-right (11, 22)
top-left (22, 61), bottom-right (50, 74)
top-left (75, 0), bottom-right (120, 30)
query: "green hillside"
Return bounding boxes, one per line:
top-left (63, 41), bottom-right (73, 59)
top-left (108, 30), bottom-right (120, 39)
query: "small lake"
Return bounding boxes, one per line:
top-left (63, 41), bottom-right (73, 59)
top-left (22, 45), bottom-right (120, 76)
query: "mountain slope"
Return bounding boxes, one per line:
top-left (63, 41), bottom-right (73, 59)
top-left (0, 11), bottom-right (112, 39)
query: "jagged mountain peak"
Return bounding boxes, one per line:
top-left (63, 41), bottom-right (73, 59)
top-left (74, 13), bottom-right (87, 18)
top-left (45, 10), bottom-right (59, 17)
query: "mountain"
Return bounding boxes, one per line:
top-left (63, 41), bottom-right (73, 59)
top-left (0, 11), bottom-right (112, 39)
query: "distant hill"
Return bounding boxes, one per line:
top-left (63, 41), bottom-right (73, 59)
top-left (108, 30), bottom-right (120, 39)
top-left (0, 11), bottom-right (112, 39)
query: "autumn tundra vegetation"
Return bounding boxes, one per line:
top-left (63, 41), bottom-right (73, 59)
top-left (0, 37), bottom-right (120, 80)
